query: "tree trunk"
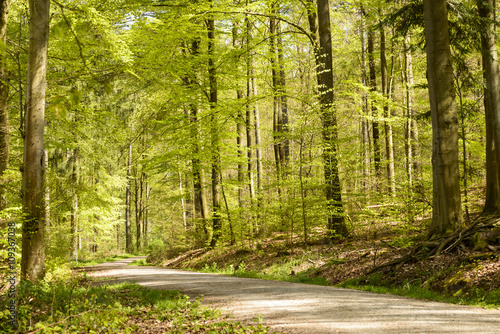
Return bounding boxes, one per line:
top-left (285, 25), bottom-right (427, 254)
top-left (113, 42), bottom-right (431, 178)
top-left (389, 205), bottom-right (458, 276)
top-left (0, 0), bottom-right (10, 210)
top-left (368, 29), bottom-right (381, 180)
top-left (186, 39), bottom-right (209, 244)
top-left (423, 0), bottom-right (463, 237)
top-left (207, 9), bottom-right (222, 248)
top-left (70, 150), bottom-right (78, 262)
top-left (233, 21), bottom-right (245, 211)
top-left (134, 168), bottom-right (143, 252)
top-left (380, 24), bottom-right (396, 197)
top-left (316, 0), bottom-right (348, 239)
top-left (246, 17), bottom-right (255, 201)
top-left (478, 0), bottom-right (500, 214)
top-left (21, 0), bottom-right (50, 282)
top-left (125, 144), bottom-right (132, 253)
top-left (359, 8), bottom-right (370, 194)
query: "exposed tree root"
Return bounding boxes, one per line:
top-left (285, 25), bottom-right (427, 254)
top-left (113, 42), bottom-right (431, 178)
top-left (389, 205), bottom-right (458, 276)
top-left (366, 215), bottom-right (500, 275)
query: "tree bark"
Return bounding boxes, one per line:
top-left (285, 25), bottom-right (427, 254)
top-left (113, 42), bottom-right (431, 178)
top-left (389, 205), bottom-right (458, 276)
top-left (70, 150), bottom-right (78, 262)
top-left (478, 0), bottom-right (500, 214)
top-left (423, 0), bottom-right (463, 237)
top-left (368, 29), bottom-right (381, 180)
top-left (125, 144), bottom-right (132, 253)
top-left (233, 21), bottom-right (245, 212)
top-left (359, 8), bottom-right (370, 194)
top-left (207, 8), bottom-right (222, 248)
top-left (316, 0), bottom-right (348, 239)
top-left (380, 24), bottom-right (396, 197)
top-left (0, 0), bottom-right (10, 210)
top-left (21, 0), bottom-right (50, 282)
top-left (246, 17), bottom-right (255, 201)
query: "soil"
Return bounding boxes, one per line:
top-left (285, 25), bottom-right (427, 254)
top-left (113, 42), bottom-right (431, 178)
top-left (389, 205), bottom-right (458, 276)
top-left (87, 257), bottom-right (500, 333)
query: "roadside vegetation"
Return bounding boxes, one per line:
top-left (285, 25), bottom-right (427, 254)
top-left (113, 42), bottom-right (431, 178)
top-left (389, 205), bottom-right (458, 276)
top-left (148, 214), bottom-right (500, 310)
top-left (0, 263), bottom-right (270, 333)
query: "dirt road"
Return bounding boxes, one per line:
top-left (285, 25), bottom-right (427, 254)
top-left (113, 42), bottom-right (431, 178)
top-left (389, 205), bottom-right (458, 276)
top-left (87, 257), bottom-right (500, 333)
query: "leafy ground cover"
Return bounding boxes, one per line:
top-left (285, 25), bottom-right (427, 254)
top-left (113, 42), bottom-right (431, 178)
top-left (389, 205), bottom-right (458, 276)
top-left (148, 216), bottom-right (500, 309)
top-left (0, 265), bottom-right (271, 333)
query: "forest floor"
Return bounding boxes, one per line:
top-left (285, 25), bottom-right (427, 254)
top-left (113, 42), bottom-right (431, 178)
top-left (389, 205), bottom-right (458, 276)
top-left (148, 215), bottom-right (500, 308)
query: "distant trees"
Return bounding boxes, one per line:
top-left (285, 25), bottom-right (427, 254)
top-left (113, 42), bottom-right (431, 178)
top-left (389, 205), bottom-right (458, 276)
top-left (1, 0), bottom-right (500, 276)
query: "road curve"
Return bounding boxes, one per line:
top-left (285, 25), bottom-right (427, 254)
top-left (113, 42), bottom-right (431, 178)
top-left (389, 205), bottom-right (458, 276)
top-left (86, 257), bottom-right (500, 333)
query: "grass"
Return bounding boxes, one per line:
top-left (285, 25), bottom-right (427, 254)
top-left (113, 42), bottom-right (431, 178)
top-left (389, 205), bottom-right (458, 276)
top-left (0, 269), bottom-right (271, 333)
top-left (191, 252), bottom-right (500, 310)
top-left (338, 275), bottom-right (500, 310)
top-left (199, 261), bottom-right (330, 286)
top-left (128, 258), bottom-right (155, 266)
top-left (70, 254), bottom-right (137, 268)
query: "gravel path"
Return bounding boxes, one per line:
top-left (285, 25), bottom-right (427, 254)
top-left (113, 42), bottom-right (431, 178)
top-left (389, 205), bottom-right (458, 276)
top-left (87, 256), bottom-right (500, 333)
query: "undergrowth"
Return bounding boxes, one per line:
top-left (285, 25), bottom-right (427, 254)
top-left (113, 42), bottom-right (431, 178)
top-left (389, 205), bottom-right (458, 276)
top-left (0, 265), bottom-right (270, 333)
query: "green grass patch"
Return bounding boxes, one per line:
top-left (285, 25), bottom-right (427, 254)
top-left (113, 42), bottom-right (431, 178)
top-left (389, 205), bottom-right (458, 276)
top-left (199, 261), bottom-right (330, 286)
top-left (70, 254), bottom-right (137, 268)
top-left (128, 258), bottom-right (155, 266)
top-left (337, 276), bottom-right (500, 309)
top-left (0, 272), bottom-right (270, 333)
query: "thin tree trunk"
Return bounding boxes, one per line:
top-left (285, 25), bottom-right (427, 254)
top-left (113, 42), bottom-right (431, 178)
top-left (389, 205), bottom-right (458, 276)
top-left (125, 144), bottom-right (132, 253)
top-left (246, 17), bottom-right (255, 200)
top-left (134, 168), bottom-right (143, 252)
top-left (44, 149), bottom-right (50, 242)
top-left (21, 0), bottom-right (50, 282)
top-left (233, 21), bottom-right (245, 210)
top-left (0, 0), bottom-right (10, 210)
top-left (144, 183), bottom-right (150, 248)
top-left (423, 0), bottom-right (463, 237)
top-left (380, 24), bottom-right (396, 197)
top-left (359, 8), bottom-right (370, 193)
top-left (179, 169), bottom-right (187, 230)
top-left (368, 29), bottom-right (381, 180)
top-left (253, 72), bottom-right (262, 192)
top-left (207, 8), bottom-right (222, 248)
top-left (70, 150), bottom-right (78, 262)
top-left (478, 0), bottom-right (500, 214)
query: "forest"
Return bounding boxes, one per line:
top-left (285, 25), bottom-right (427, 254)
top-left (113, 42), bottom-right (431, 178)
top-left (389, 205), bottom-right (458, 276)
top-left (2, 0), bottom-right (500, 331)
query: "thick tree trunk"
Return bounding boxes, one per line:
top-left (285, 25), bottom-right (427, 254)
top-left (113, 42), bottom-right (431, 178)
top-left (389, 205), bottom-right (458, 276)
top-left (125, 144), bottom-right (132, 253)
top-left (316, 0), bottom-right (348, 239)
top-left (21, 0), bottom-right (50, 282)
top-left (207, 10), bottom-right (222, 248)
top-left (478, 0), bottom-right (500, 214)
top-left (423, 0), bottom-right (463, 237)
top-left (0, 0), bottom-right (10, 210)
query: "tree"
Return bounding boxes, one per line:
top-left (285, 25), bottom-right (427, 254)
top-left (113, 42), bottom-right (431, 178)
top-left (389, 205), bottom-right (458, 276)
top-left (0, 0), bottom-right (10, 211)
top-left (423, 0), bottom-right (463, 237)
top-left (21, 0), bottom-right (50, 282)
top-left (207, 3), bottom-right (222, 248)
top-left (477, 0), bottom-right (500, 214)
top-left (316, 0), bottom-right (348, 239)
